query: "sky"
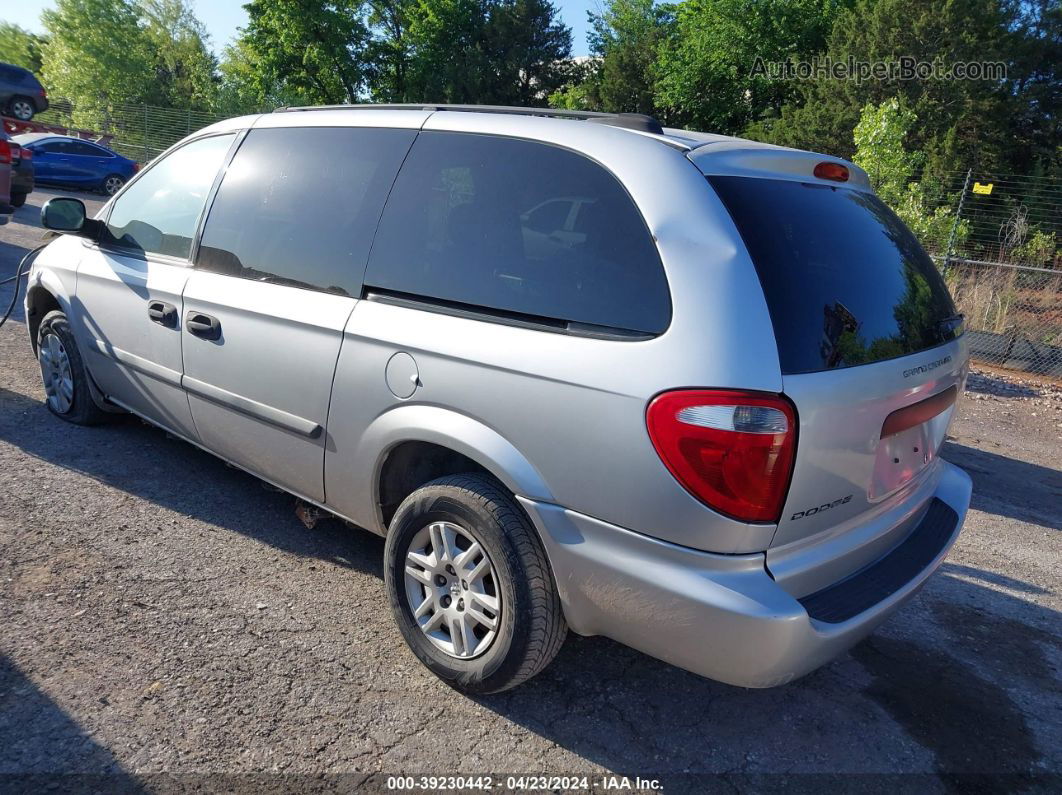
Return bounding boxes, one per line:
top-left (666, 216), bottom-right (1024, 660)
top-left (7, 0), bottom-right (597, 58)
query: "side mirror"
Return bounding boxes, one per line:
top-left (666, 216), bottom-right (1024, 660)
top-left (41, 197), bottom-right (88, 234)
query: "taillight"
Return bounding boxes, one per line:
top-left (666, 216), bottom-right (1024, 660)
top-left (132, 162), bottom-right (140, 173)
top-left (814, 162), bottom-right (849, 182)
top-left (646, 390), bottom-right (797, 523)
top-left (0, 140), bottom-right (10, 166)
top-left (19, 147), bottom-right (31, 160)
top-left (9, 143), bottom-right (19, 163)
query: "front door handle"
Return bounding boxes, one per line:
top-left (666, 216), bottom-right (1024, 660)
top-left (186, 312), bottom-right (221, 341)
top-left (147, 300), bottom-right (177, 328)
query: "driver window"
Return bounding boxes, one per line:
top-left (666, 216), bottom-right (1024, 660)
top-left (104, 134), bottom-right (234, 259)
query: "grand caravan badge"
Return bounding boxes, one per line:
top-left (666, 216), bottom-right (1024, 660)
top-left (903, 355), bottom-right (952, 379)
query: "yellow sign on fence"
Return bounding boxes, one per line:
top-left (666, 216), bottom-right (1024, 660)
top-left (972, 182), bottom-right (994, 195)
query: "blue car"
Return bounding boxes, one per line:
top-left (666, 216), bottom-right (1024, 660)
top-left (10, 133), bottom-right (138, 196)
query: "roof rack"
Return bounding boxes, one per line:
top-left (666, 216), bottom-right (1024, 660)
top-left (272, 103), bottom-right (665, 136)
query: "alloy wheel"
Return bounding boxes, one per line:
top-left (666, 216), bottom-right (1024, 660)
top-left (11, 99), bottom-right (33, 121)
top-left (104, 176), bottom-right (125, 195)
top-left (403, 521), bottom-right (502, 659)
top-left (38, 331), bottom-right (75, 414)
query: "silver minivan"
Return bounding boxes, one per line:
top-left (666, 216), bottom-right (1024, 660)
top-left (26, 105), bottom-right (971, 692)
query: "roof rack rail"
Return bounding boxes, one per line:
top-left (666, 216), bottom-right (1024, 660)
top-left (272, 103), bottom-right (665, 136)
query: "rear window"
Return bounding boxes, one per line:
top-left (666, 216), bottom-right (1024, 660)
top-left (364, 132), bottom-right (671, 335)
top-left (708, 176), bottom-right (961, 374)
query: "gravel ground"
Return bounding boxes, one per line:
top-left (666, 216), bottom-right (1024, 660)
top-left (1, 189), bottom-right (1060, 792)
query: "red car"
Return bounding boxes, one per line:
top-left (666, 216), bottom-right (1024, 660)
top-left (0, 129), bottom-right (13, 223)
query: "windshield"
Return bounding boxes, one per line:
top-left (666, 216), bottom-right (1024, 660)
top-left (708, 176), bottom-right (961, 374)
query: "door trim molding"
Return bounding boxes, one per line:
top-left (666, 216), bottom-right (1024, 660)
top-left (91, 339), bottom-right (182, 387)
top-left (92, 337), bottom-right (322, 439)
top-left (182, 376), bottom-right (323, 438)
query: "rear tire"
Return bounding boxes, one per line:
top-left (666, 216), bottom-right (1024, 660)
top-left (384, 474), bottom-right (567, 693)
top-left (10, 192), bottom-right (27, 208)
top-left (101, 174), bottom-right (125, 196)
top-left (36, 310), bottom-right (108, 425)
top-left (8, 96), bottom-right (35, 121)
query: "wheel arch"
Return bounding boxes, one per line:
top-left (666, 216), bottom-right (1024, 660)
top-left (363, 405), bottom-right (556, 533)
top-left (25, 278), bottom-right (68, 354)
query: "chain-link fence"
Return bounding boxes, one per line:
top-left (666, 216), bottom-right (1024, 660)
top-left (31, 97), bottom-right (229, 164)
top-left (921, 170), bottom-right (1061, 376)
top-left (945, 261), bottom-right (1062, 376)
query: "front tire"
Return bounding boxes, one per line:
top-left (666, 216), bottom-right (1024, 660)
top-left (37, 310), bottom-right (107, 425)
top-left (384, 474), bottom-right (567, 693)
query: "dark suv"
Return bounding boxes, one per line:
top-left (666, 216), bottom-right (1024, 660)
top-left (0, 63), bottom-right (48, 121)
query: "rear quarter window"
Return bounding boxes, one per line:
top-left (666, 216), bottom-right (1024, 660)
top-left (708, 176), bottom-right (961, 374)
top-left (364, 132), bottom-right (671, 335)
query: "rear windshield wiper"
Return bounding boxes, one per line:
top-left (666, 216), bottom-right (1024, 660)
top-left (936, 314), bottom-right (965, 338)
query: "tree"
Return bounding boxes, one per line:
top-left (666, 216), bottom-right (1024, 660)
top-left (240, 0), bottom-right (371, 105)
top-left (40, 0), bottom-right (220, 116)
top-left (486, 0), bottom-right (573, 105)
top-left (138, 0), bottom-right (219, 110)
top-left (41, 0), bottom-right (154, 111)
top-left (552, 0), bottom-right (671, 114)
top-left (0, 23), bottom-right (46, 75)
top-left (852, 98), bottom-right (965, 253)
top-left (653, 0), bottom-right (848, 132)
top-left (396, 0), bottom-right (572, 104)
top-left (762, 0), bottom-right (1058, 176)
top-left (217, 38), bottom-right (306, 114)
top-left (403, 0), bottom-right (495, 102)
top-left (365, 0), bottom-right (415, 101)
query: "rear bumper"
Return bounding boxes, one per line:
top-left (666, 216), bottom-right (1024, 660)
top-left (518, 460), bottom-right (971, 688)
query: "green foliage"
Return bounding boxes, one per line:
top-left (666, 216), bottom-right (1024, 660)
top-left (0, 23), bottom-right (46, 75)
top-left (1014, 228), bottom-right (1058, 266)
top-left (138, 0), bottom-right (219, 110)
top-left (653, 0), bottom-right (848, 132)
top-left (364, 0), bottom-right (415, 101)
top-left (486, 0), bottom-right (573, 104)
top-left (239, 0), bottom-right (370, 105)
top-left (398, 0), bottom-right (572, 104)
top-left (217, 39), bottom-right (304, 114)
top-left (41, 0), bottom-right (154, 117)
top-left (852, 98), bottom-right (965, 254)
top-left (224, 0), bottom-right (571, 107)
top-left (551, 0), bottom-right (671, 114)
top-left (763, 0), bottom-right (1060, 176)
top-left (853, 97), bottom-right (921, 201)
top-left (39, 0), bottom-right (219, 121)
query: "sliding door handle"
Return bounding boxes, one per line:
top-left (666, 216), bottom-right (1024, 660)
top-left (186, 312), bottom-right (221, 341)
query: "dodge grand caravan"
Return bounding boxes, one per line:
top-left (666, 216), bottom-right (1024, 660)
top-left (26, 105), bottom-right (971, 693)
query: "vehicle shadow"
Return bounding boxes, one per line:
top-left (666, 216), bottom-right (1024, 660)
top-left (0, 385), bottom-right (384, 578)
top-left (0, 654), bottom-right (143, 790)
top-left (941, 440), bottom-right (1061, 531)
top-left (0, 382), bottom-right (1059, 785)
top-left (472, 571), bottom-right (1059, 788)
